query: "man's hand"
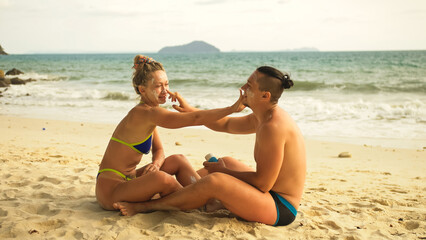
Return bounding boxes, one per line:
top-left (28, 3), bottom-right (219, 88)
top-left (167, 89), bottom-right (197, 112)
top-left (203, 158), bottom-right (227, 173)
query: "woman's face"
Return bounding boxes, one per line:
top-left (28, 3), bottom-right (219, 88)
top-left (142, 70), bottom-right (169, 105)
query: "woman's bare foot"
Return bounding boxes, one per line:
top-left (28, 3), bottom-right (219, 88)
top-left (113, 202), bottom-right (139, 216)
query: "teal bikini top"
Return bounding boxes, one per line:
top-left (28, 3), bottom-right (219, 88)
top-left (111, 133), bottom-right (152, 154)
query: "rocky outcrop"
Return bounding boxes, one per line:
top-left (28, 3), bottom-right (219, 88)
top-left (158, 41), bottom-right (220, 54)
top-left (0, 45), bottom-right (7, 55)
top-left (0, 68), bottom-right (36, 89)
top-left (6, 68), bottom-right (24, 76)
top-left (0, 72), bottom-right (11, 87)
top-left (10, 78), bottom-right (27, 85)
top-left (0, 70), bottom-right (7, 87)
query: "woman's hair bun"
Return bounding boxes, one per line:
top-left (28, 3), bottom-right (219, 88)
top-left (133, 55), bottom-right (155, 69)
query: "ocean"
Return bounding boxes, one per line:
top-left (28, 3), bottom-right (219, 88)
top-left (1, 51), bottom-right (425, 148)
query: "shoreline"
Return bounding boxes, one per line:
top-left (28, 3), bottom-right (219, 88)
top-left (2, 112), bottom-right (424, 150)
top-left (0, 115), bottom-right (425, 239)
top-left (305, 135), bottom-right (425, 151)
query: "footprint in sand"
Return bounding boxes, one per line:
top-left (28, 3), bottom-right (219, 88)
top-left (68, 175), bottom-right (79, 181)
top-left (390, 189), bottom-right (408, 194)
top-left (0, 208), bottom-right (8, 216)
top-left (102, 217), bottom-right (118, 225)
top-left (73, 168), bottom-right (86, 173)
top-left (36, 219), bottom-right (67, 231)
top-left (308, 187), bottom-right (327, 192)
top-left (73, 230), bottom-right (85, 239)
top-left (23, 204), bottom-right (60, 216)
top-left (305, 206), bottom-right (329, 216)
top-left (1, 189), bottom-right (18, 200)
top-left (62, 187), bottom-right (77, 194)
top-left (304, 209), bottom-right (323, 217)
top-left (31, 184), bottom-right (45, 190)
top-left (372, 199), bottom-right (391, 206)
top-left (372, 207), bottom-right (384, 212)
top-left (8, 180), bottom-right (31, 187)
top-left (38, 176), bottom-right (61, 185)
top-left (350, 202), bottom-right (374, 208)
top-left (324, 220), bottom-right (342, 231)
top-left (349, 208), bottom-right (361, 213)
top-left (404, 221), bottom-right (420, 230)
top-left (32, 192), bottom-right (53, 199)
top-left (2, 173), bottom-right (12, 179)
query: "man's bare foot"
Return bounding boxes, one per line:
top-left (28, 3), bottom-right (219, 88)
top-left (113, 202), bottom-right (138, 216)
top-left (205, 199), bottom-right (225, 212)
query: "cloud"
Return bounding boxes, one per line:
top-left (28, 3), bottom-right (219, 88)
top-left (195, 0), bottom-right (289, 5)
top-left (399, 8), bottom-right (426, 16)
top-left (82, 7), bottom-right (143, 17)
top-left (322, 17), bottom-right (353, 24)
top-left (194, 0), bottom-right (227, 5)
top-left (0, 0), bottom-right (11, 7)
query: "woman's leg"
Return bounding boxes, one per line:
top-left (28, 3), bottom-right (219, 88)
top-left (160, 154), bottom-right (201, 186)
top-left (98, 171), bottom-right (182, 209)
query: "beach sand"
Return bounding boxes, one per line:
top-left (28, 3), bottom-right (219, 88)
top-left (0, 115), bottom-right (424, 239)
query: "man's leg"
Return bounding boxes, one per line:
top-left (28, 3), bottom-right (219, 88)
top-left (197, 156), bottom-right (254, 177)
top-left (195, 156), bottom-right (256, 211)
top-left (113, 172), bottom-right (277, 225)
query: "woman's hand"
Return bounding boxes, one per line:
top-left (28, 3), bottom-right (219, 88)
top-left (203, 158), bottom-right (227, 173)
top-left (230, 89), bottom-right (246, 113)
top-left (167, 89), bottom-right (197, 112)
top-left (142, 163), bottom-right (160, 175)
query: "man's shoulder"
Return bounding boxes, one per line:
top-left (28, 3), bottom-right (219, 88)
top-left (261, 108), bottom-right (296, 135)
top-left (258, 118), bottom-right (285, 138)
top-left (267, 109), bottom-right (287, 127)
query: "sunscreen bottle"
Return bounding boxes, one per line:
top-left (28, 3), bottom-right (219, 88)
top-left (205, 153), bottom-right (218, 162)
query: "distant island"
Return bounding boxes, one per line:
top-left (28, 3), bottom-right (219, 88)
top-left (158, 41), bottom-right (220, 54)
top-left (282, 47), bottom-right (319, 52)
top-left (0, 44), bottom-right (8, 55)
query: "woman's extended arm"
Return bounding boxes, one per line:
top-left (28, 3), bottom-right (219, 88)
top-left (148, 90), bottom-right (244, 129)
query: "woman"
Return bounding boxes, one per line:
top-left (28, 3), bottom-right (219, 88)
top-left (96, 55), bottom-right (243, 210)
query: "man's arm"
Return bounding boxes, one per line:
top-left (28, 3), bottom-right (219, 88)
top-left (204, 114), bottom-right (257, 134)
top-left (204, 123), bottom-right (284, 192)
top-left (169, 89), bottom-right (256, 134)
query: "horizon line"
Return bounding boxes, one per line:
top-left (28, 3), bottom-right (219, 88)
top-left (2, 49), bottom-right (426, 55)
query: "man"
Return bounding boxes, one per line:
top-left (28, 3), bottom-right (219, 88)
top-left (114, 66), bottom-right (306, 226)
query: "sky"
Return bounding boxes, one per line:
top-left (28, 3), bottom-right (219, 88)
top-left (0, 0), bottom-right (425, 54)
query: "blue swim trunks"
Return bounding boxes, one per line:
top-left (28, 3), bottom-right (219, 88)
top-left (269, 191), bottom-right (297, 226)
